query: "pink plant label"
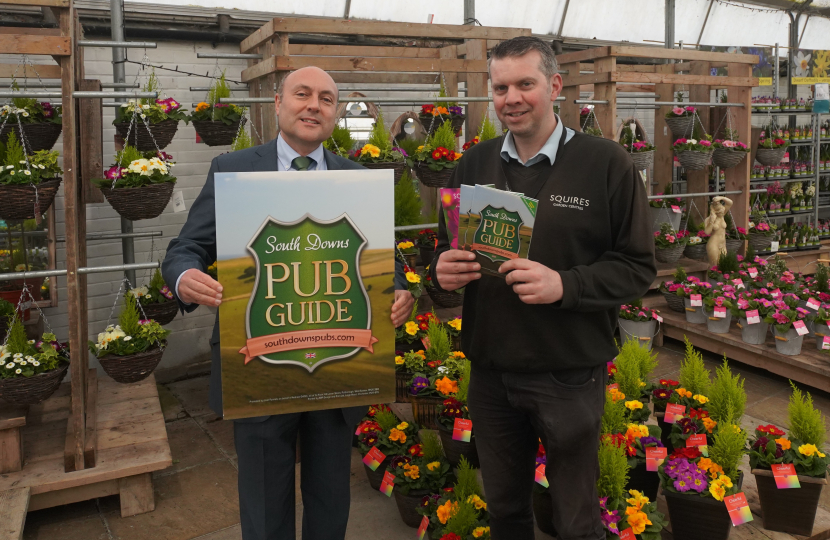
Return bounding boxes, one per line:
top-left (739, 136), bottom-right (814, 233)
top-left (725, 493), bottom-right (753, 526)
top-left (824, 336), bottom-right (830, 350)
top-left (664, 403), bottom-right (686, 424)
top-left (748, 267), bottom-right (758, 278)
top-left (746, 310), bottom-right (760, 325)
top-left (690, 294), bottom-right (702, 307)
top-left (732, 278), bottom-right (744, 289)
top-left (619, 528), bottom-right (635, 540)
top-left (652, 312), bottom-right (663, 323)
top-left (671, 205), bottom-right (681, 214)
top-left (772, 463), bottom-right (800, 489)
top-left (771, 289), bottom-right (781, 298)
top-left (714, 306), bottom-right (727, 318)
top-left (645, 446), bottom-right (667, 471)
top-left (794, 320), bottom-right (808, 336)
top-left (807, 298), bottom-right (821, 310)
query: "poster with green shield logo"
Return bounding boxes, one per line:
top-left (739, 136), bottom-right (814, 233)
top-left (213, 170), bottom-right (395, 419)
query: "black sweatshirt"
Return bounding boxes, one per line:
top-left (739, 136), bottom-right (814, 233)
top-left (431, 131), bottom-right (656, 373)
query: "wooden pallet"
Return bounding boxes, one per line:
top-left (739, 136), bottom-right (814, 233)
top-left (0, 374), bottom-right (171, 518)
top-left (655, 297), bottom-right (830, 392)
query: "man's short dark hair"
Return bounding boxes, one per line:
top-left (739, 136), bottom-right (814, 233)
top-left (489, 36), bottom-right (559, 79)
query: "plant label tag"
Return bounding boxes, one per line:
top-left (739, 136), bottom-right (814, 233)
top-left (653, 312), bottom-right (663, 323)
top-left (691, 294), bottom-right (703, 307)
top-left (671, 205), bottom-right (682, 214)
top-left (362, 447), bottom-right (386, 471)
top-left (646, 446), bottom-right (667, 471)
top-left (607, 383), bottom-right (620, 392)
top-left (172, 190), bottom-right (187, 213)
top-left (535, 464), bottom-right (549, 488)
top-left (748, 267), bottom-right (758, 278)
top-left (746, 309), bottom-right (760, 324)
top-left (453, 419), bottom-right (472, 442)
top-left (418, 516), bottom-right (429, 540)
top-left (808, 298), bottom-right (821, 310)
top-left (686, 434), bottom-right (709, 456)
top-left (794, 320), bottom-right (809, 336)
top-left (725, 493), bottom-right (753, 526)
top-left (715, 306), bottom-right (727, 318)
top-left (619, 528), bottom-right (635, 540)
top-left (771, 289), bottom-right (781, 298)
top-left (783, 152), bottom-right (790, 164)
top-left (771, 241), bottom-right (779, 252)
top-left (772, 463), bottom-right (800, 489)
top-left (823, 336), bottom-right (830, 350)
top-left (732, 278), bottom-right (745, 289)
top-left (379, 471), bottom-right (395, 497)
top-left (664, 403), bottom-right (686, 424)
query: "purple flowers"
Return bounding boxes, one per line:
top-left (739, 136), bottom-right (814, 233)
top-left (639, 436), bottom-right (664, 447)
top-left (392, 147), bottom-right (408, 158)
top-left (410, 376), bottom-right (429, 395)
top-left (160, 285), bottom-right (174, 300)
top-left (599, 497), bottom-right (620, 534)
top-left (41, 102), bottom-right (54, 118)
top-left (448, 106), bottom-right (463, 116)
top-left (104, 165), bottom-right (125, 180)
top-left (664, 457), bottom-right (708, 493)
top-left (677, 417), bottom-right (698, 435)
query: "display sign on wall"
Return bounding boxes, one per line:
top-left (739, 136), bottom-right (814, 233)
top-left (702, 46), bottom-right (774, 86)
top-left (213, 170), bottom-right (395, 419)
top-left (791, 49), bottom-right (830, 85)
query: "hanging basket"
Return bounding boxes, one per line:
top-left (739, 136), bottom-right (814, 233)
top-left (661, 290), bottom-right (686, 313)
top-left (414, 163), bottom-right (454, 188)
top-left (98, 342), bottom-right (166, 384)
top-left (712, 148), bottom-right (747, 169)
top-left (755, 147), bottom-right (787, 166)
top-left (410, 394), bottom-right (444, 430)
top-left (402, 253), bottom-right (417, 271)
top-left (725, 238), bottom-right (743, 255)
top-left (139, 299), bottom-right (178, 326)
top-left (0, 178), bottom-right (63, 221)
top-left (418, 114), bottom-right (465, 136)
top-left (426, 286), bottom-right (464, 309)
top-left (630, 150), bottom-right (654, 170)
top-left (655, 244), bottom-right (686, 264)
top-left (192, 118), bottom-right (246, 147)
top-left (100, 182), bottom-right (175, 221)
top-left (114, 119), bottom-right (179, 151)
top-left (748, 232), bottom-right (773, 252)
top-left (0, 362), bottom-right (69, 405)
top-left (362, 161), bottom-right (408, 184)
top-left (684, 242), bottom-right (708, 261)
top-left (0, 122), bottom-right (63, 152)
top-left (665, 116), bottom-right (696, 139)
top-left (675, 150), bottom-right (713, 170)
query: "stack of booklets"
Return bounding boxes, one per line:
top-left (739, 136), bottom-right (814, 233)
top-left (440, 185), bottom-right (538, 278)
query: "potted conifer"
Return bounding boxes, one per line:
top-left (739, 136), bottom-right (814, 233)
top-left (391, 431), bottom-right (453, 528)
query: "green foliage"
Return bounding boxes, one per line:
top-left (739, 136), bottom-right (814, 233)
top-left (745, 242), bottom-right (757, 263)
top-left (443, 500), bottom-right (478, 538)
top-left (374, 408), bottom-right (399, 432)
top-left (4, 314), bottom-right (29, 355)
top-left (478, 112), bottom-right (498, 142)
top-left (0, 299), bottom-right (14, 326)
top-left (601, 392), bottom-right (628, 435)
top-left (716, 249), bottom-right (740, 275)
top-left (679, 337), bottom-right (710, 396)
top-left (394, 171), bottom-right (423, 229)
top-left (452, 456), bottom-right (483, 501)
top-left (437, 78), bottom-right (458, 108)
top-left (2, 132), bottom-right (24, 167)
top-left (231, 127), bottom-right (253, 152)
top-left (367, 112), bottom-right (392, 154)
top-left (208, 70), bottom-right (232, 103)
top-left (140, 70), bottom-right (160, 105)
top-left (816, 263), bottom-right (830, 294)
top-left (672, 265), bottom-right (687, 283)
top-left (456, 359), bottom-right (471, 403)
top-left (788, 381), bottom-right (826, 447)
top-left (425, 316), bottom-right (451, 363)
top-left (324, 124), bottom-right (356, 157)
top-left (114, 145), bottom-right (144, 168)
top-left (708, 358), bottom-right (747, 424)
top-left (29, 150), bottom-right (61, 177)
top-left (615, 341), bottom-right (644, 401)
top-left (597, 438), bottom-right (630, 502)
top-left (149, 267), bottom-right (165, 291)
top-left (120, 292), bottom-right (141, 336)
top-left (428, 120), bottom-right (458, 152)
top-left (420, 430), bottom-right (444, 462)
top-left (709, 422), bottom-right (748, 480)
top-left (395, 136), bottom-right (422, 158)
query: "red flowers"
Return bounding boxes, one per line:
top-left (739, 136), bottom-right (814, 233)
top-left (670, 446), bottom-right (702, 460)
top-left (688, 408), bottom-right (709, 420)
top-left (427, 360), bottom-right (443, 369)
top-left (607, 362), bottom-right (617, 377)
top-left (757, 424), bottom-right (785, 437)
top-left (441, 533), bottom-right (462, 540)
top-left (659, 379), bottom-right (680, 387)
top-left (408, 444), bottom-right (424, 457)
top-left (774, 138), bottom-right (785, 146)
top-left (421, 104), bottom-right (435, 114)
top-left (432, 149), bottom-right (443, 160)
top-left (355, 420), bottom-right (381, 434)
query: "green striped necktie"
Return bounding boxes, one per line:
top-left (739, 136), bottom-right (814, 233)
top-left (291, 156), bottom-right (313, 171)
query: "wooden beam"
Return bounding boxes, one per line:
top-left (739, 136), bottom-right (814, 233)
top-left (261, 34), bottom-right (285, 143)
top-left (0, 487), bottom-right (30, 540)
top-left (0, 406), bottom-right (25, 474)
top-left (79, 80), bottom-right (104, 204)
top-left (593, 57), bottom-right (617, 141)
top-left (725, 62), bottom-right (752, 233)
top-left (559, 61), bottom-right (581, 132)
top-left (241, 16), bottom-right (530, 53)
top-left (686, 61), bottom-right (711, 220)
top-left (0, 27), bottom-right (61, 36)
top-left (611, 46), bottom-right (759, 64)
top-left (242, 56), bottom-right (489, 82)
top-left (0, 0), bottom-right (67, 4)
top-left (554, 47), bottom-right (612, 65)
top-left (561, 71), bottom-right (613, 88)
top-left (653, 64), bottom-right (675, 195)
top-left (617, 65), bottom-right (658, 73)
top-left (289, 44), bottom-right (441, 58)
top-left (118, 473), bottom-right (155, 517)
top-left (465, 40), bottom-right (488, 143)
top-left (0, 35), bottom-right (71, 56)
top-left (614, 71), bottom-right (758, 88)
top-left (83, 369), bottom-right (97, 469)
top-left (247, 53), bottom-right (263, 146)
top-left (0, 63), bottom-right (61, 79)
top-left (329, 72), bottom-right (442, 84)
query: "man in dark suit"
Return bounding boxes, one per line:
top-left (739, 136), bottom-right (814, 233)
top-left (162, 66), bottom-right (414, 540)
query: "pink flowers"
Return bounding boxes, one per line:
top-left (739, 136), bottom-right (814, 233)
top-left (666, 235), bottom-right (676, 243)
top-left (737, 227), bottom-right (747, 235)
top-left (685, 106), bottom-right (696, 113)
top-left (772, 312), bottom-right (790, 324)
top-left (104, 165), bottom-right (126, 180)
top-left (699, 140), bottom-right (712, 147)
top-left (672, 107), bottom-right (685, 116)
top-left (155, 97), bottom-right (181, 114)
top-left (674, 138), bottom-right (688, 145)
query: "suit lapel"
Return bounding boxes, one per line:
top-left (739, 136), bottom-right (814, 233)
top-left (253, 140), bottom-right (279, 171)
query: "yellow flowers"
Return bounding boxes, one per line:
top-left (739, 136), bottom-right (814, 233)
top-left (472, 527), bottom-right (490, 538)
top-left (799, 444), bottom-right (826, 458)
top-left (395, 355), bottom-right (404, 365)
top-left (675, 388), bottom-right (693, 398)
top-left (417, 145), bottom-right (424, 152)
top-left (403, 463), bottom-right (420, 479)
top-left (467, 494), bottom-right (487, 510)
top-left (397, 422), bottom-right (409, 430)
top-left (437, 500), bottom-right (459, 524)
top-left (405, 321), bottom-right (419, 336)
top-left (389, 428), bottom-right (407, 443)
top-left (708, 474), bottom-right (733, 501)
top-left (696, 458), bottom-right (724, 480)
top-left (451, 351), bottom-right (466, 359)
top-left (609, 388), bottom-right (626, 402)
top-left (776, 437), bottom-right (791, 450)
top-left (435, 376), bottom-right (459, 395)
top-left (447, 318), bottom-right (462, 331)
top-left (397, 241), bottom-right (415, 250)
top-left (702, 417), bottom-right (718, 434)
top-left (625, 424), bottom-right (649, 439)
top-left (195, 102), bottom-right (210, 112)
top-left (626, 490), bottom-right (649, 511)
top-left (406, 272), bottom-right (421, 284)
top-left (693, 394), bottom-right (709, 404)
top-left (625, 508), bottom-right (652, 535)
top-left (360, 144), bottom-right (381, 158)
top-left (624, 400), bottom-right (644, 411)
top-left (426, 461), bottom-right (441, 471)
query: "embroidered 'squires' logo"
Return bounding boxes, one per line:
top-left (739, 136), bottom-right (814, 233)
top-left (549, 194), bottom-right (590, 211)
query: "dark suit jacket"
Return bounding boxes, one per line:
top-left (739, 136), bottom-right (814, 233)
top-left (162, 140), bottom-right (404, 426)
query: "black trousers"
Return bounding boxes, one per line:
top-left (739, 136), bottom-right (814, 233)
top-left (234, 409), bottom-right (354, 540)
top-left (467, 364), bottom-right (607, 540)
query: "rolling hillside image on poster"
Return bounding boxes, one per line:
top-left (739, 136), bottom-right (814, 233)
top-left (214, 170), bottom-right (395, 419)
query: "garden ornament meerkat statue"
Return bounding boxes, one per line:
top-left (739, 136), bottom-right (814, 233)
top-left (704, 196), bottom-right (733, 266)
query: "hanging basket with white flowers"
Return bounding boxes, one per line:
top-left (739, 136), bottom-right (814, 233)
top-left (0, 131), bottom-right (63, 221)
top-left (93, 145), bottom-right (176, 221)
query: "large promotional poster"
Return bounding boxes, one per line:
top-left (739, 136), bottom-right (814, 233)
top-left (702, 45), bottom-right (774, 86)
top-left (214, 170), bottom-right (395, 419)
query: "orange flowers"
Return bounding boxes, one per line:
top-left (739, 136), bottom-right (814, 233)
top-left (388, 428), bottom-right (407, 443)
top-left (435, 376), bottom-right (458, 395)
top-left (431, 106), bottom-right (449, 116)
top-left (403, 463), bottom-right (420, 480)
top-left (437, 500), bottom-right (459, 524)
top-left (776, 437), bottom-right (791, 450)
top-left (195, 102), bottom-right (210, 112)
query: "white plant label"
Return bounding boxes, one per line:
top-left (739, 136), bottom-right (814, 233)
top-left (671, 205), bottom-right (681, 214)
top-left (746, 309), bottom-right (760, 325)
top-left (714, 306), bottom-right (727, 318)
top-left (732, 278), bottom-right (744, 289)
top-left (807, 298), bottom-right (821, 311)
top-left (172, 190), bottom-right (186, 213)
top-left (771, 241), bottom-right (779, 252)
top-left (823, 336), bottom-right (830, 350)
top-left (652, 312), bottom-right (663, 323)
top-left (748, 267), bottom-right (758, 278)
top-left (691, 294), bottom-right (702, 307)
top-left (794, 320), bottom-right (808, 336)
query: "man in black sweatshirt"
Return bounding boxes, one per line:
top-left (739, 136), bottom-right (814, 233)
top-left (432, 37), bottom-right (656, 540)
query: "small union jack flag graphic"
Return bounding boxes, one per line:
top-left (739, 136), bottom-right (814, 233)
top-left (305, 353), bottom-right (316, 359)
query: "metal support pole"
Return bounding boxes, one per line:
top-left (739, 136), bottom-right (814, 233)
top-left (0, 262), bottom-right (160, 283)
top-left (78, 40), bottom-right (157, 48)
top-left (774, 42), bottom-right (780, 100)
top-left (464, 0), bottom-right (475, 24)
top-left (665, 0), bottom-right (676, 50)
top-left (111, 0), bottom-right (136, 286)
top-left (196, 52), bottom-right (263, 59)
top-left (575, 100), bottom-right (745, 108)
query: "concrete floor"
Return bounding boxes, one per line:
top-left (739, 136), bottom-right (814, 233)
top-left (19, 336), bottom-right (830, 540)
